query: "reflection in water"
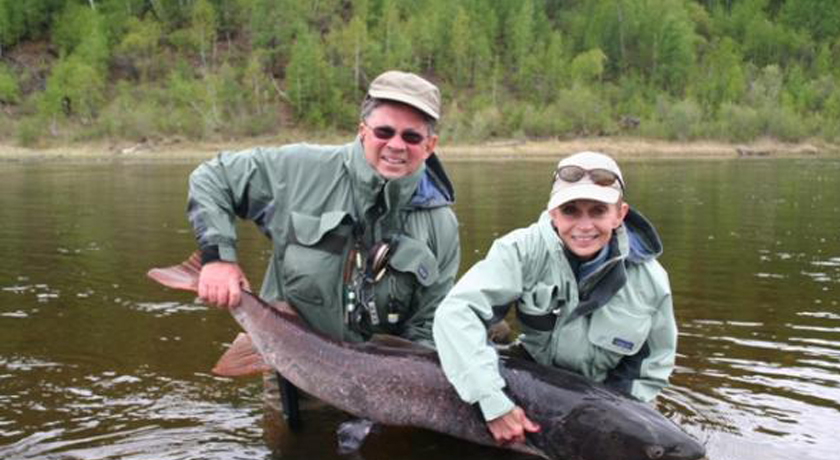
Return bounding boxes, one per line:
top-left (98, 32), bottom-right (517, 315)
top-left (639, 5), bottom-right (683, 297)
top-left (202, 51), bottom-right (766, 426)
top-left (1, 158), bottom-right (839, 460)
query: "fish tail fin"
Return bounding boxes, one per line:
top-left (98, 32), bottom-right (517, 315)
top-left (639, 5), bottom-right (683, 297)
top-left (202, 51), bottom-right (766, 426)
top-left (147, 251), bottom-right (202, 292)
top-left (212, 332), bottom-right (271, 377)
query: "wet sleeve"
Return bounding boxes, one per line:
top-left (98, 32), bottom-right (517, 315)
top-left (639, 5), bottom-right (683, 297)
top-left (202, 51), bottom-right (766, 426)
top-left (186, 148), bottom-right (275, 264)
top-left (402, 207), bottom-right (460, 346)
top-left (433, 234), bottom-right (529, 421)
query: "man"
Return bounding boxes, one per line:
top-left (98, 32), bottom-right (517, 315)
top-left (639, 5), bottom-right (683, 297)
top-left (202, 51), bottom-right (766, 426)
top-left (187, 70), bottom-right (459, 417)
top-left (433, 151), bottom-right (676, 446)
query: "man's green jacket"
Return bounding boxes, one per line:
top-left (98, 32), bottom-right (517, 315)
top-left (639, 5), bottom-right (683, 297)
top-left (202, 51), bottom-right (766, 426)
top-left (433, 209), bottom-right (676, 421)
top-left (187, 139), bottom-right (459, 344)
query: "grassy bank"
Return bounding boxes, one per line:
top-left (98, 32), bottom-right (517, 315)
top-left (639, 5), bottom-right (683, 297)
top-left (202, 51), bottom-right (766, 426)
top-left (1, 134), bottom-right (837, 163)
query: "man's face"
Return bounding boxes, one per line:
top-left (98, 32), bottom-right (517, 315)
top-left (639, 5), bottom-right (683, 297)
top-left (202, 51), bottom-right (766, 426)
top-left (549, 199), bottom-right (628, 260)
top-left (359, 103), bottom-right (437, 179)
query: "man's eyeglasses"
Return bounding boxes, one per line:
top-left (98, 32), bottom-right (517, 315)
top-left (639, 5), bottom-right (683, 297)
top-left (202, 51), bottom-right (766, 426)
top-left (364, 123), bottom-right (426, 145)
top-left (554, 165), bottom-right (624, 190)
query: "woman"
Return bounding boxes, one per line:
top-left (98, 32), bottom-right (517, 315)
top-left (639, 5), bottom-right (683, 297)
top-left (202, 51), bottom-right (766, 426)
top-left (433, 151), bottom-right (677, 445)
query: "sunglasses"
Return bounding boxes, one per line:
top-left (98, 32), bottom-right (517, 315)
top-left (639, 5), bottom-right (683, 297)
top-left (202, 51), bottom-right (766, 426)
top-left (554, 165), bottom-right (624, 189)
top-left (364, 123), bottom-right (426, 145)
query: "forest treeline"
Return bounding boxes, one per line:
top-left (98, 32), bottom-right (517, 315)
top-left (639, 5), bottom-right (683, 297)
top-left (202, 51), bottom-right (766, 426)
top-left (1, 0), bottom-right (839, 147)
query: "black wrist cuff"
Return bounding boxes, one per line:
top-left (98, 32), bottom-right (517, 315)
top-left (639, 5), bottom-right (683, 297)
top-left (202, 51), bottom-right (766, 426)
top-left (200, 245), bottom-right (221, 265)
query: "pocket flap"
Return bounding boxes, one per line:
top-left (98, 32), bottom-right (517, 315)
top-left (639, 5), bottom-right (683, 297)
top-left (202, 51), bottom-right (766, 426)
top-left (588, 305), bottom-right (652, 355)
top-left (388, 237), bottom-right (439, 287)
top-left (289, 211), bottom-right (352, 248)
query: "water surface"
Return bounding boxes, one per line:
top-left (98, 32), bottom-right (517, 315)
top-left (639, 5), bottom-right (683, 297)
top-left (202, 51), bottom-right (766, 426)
top-left (1, 156), bottom-right (838, 460)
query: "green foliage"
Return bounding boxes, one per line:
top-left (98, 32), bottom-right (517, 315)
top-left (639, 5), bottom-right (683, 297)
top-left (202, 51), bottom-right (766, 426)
top-left (649, 96), bottom-right (703, 140)
top-left (285, 29), bottom-right (343, 127)
top-left (571, 48), bottom-right (606, 84)
top-left (691, 37), bottom-right (745, 112)
top-left (1, 0), bottom-right (840, 146)
top-left (115, 16), bottom-right (163, 81)
top-left (779, 0), bottom-right (840, 41)
top-left (190, 0), bottom-right (218, 67)
top-left (0, 63), bottom-right (20, 103)
top-left (553, 85), bottom-right (614, 136)
top-left (39, 55), bottom-right (106, 123)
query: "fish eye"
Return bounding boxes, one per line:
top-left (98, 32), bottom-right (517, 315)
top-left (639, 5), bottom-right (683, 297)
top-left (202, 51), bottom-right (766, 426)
top-left (645, 444), bottom-right (665, 459)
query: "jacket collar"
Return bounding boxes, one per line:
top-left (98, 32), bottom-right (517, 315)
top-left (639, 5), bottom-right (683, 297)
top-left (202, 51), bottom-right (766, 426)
top-left (538, 206), bottom-right (663, 291)
top-left (344, 138), bottom-right (455, 214)
top-left (344, 138), bottom-right (426, 216)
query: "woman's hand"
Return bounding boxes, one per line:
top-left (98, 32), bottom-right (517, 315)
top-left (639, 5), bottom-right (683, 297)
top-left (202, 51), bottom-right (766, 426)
top-left (487, 406), bottom-right (541, 445)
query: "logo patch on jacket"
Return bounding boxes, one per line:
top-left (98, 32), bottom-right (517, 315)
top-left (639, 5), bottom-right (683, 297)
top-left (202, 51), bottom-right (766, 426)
top-left (612, 337), bottom-right (634, 351)
top-left (418, 265), bottom-right (428, 280)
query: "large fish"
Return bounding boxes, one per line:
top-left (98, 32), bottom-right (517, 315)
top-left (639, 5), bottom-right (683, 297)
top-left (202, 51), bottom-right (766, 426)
top-left (148, 254), bottom-right (706, 460)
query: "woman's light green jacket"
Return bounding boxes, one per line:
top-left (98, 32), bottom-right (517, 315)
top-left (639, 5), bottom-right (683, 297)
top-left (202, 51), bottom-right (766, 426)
top-left (433, 209), bottom-right (676, 421)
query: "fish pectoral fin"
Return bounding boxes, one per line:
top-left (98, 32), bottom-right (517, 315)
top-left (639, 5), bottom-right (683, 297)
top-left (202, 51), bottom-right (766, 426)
top-left (212, 332), bottom-right (271, 377)
top-left (336, 418), bottom-right (377, 454)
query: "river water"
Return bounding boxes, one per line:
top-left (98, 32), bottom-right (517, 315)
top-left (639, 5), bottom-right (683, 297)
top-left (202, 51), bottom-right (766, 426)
top-left (0, 156), bottom-right (838, 460)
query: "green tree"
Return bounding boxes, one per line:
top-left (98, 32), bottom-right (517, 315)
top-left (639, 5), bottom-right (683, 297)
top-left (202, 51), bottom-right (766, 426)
top-left (249, 0), bottom-right (306, 70)
top-left (242, 50), bottom-right (276, 116)
top-left (0, 63), bottom-right (20, 103)
top-left (373, 0), bottom-right (415, 73)
top-left (40, 55), bottom-right (106, 124)
top-left (506, 0), bottom-right (534, 83)
top-left (190, 0), bottom-right (218, 68)
top-left (692, 37), bottom-right (745, 112)
top-left (115, 16), bottom-right (163, 81)
top-left (571, 48), bottom-right (607, 85)
top-left (325, 13), bottom-right (369, 97)
top-left (780, 0), bottom-right (840, 41)
top-left (447, 6), bottom-right (472, 87)
top-left (286, 29), bottom-right (339, 126)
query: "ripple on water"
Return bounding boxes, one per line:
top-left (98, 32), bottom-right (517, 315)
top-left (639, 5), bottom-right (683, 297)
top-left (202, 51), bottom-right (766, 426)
top-left (133, 301), bottom-right (207, 317)
top-left (0, 366), bottom-right (266, 460)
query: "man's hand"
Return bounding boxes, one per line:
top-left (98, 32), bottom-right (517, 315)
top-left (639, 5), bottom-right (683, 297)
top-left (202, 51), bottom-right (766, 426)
top-left (198, 261), bottom-right (251, 309)
top-left (487, 406), bottom-right (540, 445)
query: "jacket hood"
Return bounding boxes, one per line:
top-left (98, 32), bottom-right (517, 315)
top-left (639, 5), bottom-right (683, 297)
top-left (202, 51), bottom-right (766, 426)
top-left (623, 208), bottom-right (663, 264)
top-left (409, 153), bottom-right (455, 208)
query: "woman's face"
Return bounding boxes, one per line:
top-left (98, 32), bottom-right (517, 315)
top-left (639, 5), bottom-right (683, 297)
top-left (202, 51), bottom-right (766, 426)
top-left (549, 199), bottom-right (628, 260)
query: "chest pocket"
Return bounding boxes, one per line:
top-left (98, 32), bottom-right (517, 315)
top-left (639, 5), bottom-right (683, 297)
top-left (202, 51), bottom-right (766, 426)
top-left (368, 236), bottom-right (439, 333)
top-left (282, 210), bottom-right (353, 339)
top-left (588, 301), bottom-right (653, 356)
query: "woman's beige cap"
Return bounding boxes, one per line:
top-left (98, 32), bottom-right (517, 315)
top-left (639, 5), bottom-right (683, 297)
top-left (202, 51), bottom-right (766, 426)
top-left (547, 151), bottom-right (624, 210)
top-left (368, 70), bottom-right (441, 120)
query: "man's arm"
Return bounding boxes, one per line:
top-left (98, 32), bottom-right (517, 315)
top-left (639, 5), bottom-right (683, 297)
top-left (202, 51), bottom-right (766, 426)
top-left (187, 149), bottom-right (275, 308)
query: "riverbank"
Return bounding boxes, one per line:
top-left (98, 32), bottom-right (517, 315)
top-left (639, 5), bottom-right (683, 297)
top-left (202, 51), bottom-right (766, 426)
top-left (1, 135), bottom-right (837, 163)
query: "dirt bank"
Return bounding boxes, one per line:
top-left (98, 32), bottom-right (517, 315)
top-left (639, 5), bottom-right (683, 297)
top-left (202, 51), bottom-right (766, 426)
top-left (1, 135), bottom-right (837, 163)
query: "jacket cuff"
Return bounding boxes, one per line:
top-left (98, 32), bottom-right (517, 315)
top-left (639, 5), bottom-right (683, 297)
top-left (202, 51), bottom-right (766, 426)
top-left (200, 244), bottom-right (238, 265)
top-left (477, 390), bottom-right (515, 421)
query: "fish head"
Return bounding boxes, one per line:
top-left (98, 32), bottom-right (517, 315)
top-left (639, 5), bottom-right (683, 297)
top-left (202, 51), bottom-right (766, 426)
top-left (533, 397), bottom-right (706, 460)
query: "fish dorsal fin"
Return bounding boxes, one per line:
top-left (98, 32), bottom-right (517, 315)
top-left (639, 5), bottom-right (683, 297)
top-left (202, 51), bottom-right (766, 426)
top-left (268, 300), bottom-right (298, 317)
top-left (147, 251), bottom-right (202, 292)
top-left (366, 334), bottom-right (436, 355)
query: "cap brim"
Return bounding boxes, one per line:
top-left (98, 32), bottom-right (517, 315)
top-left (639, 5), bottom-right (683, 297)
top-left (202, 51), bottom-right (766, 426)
top-left (547, 185), bottom-right (620, 210)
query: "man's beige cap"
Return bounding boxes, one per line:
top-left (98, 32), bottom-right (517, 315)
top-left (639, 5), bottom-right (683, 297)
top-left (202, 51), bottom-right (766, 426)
top-left (368, 70), bottom-right (441, 120)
